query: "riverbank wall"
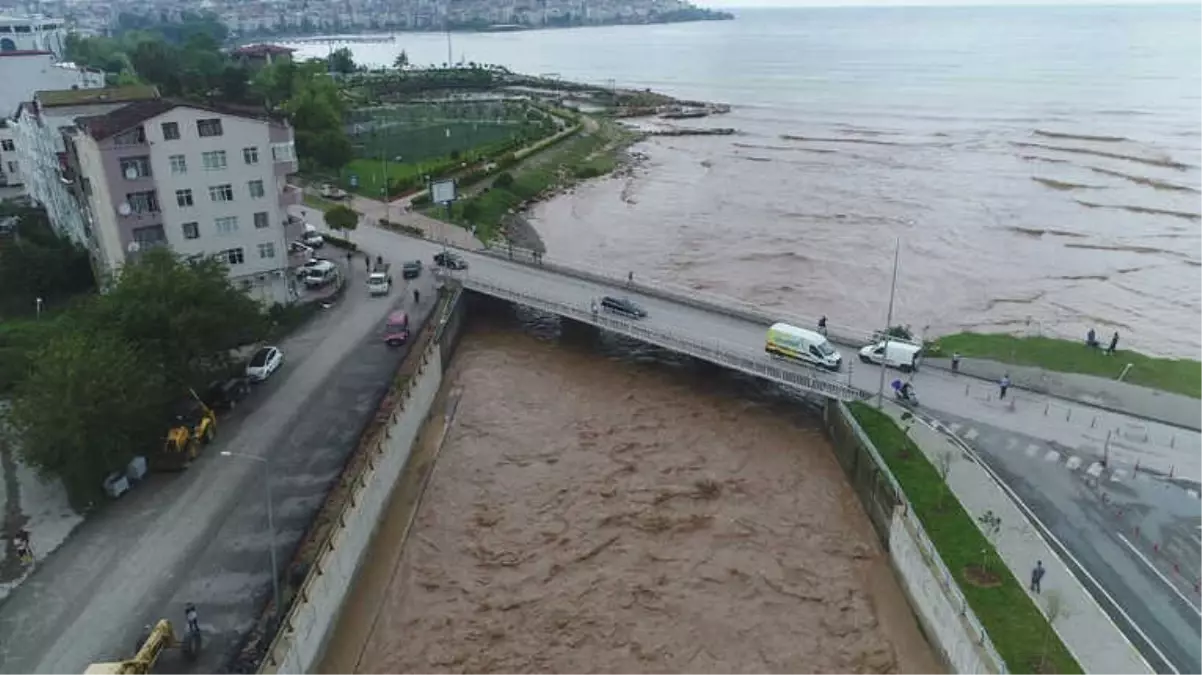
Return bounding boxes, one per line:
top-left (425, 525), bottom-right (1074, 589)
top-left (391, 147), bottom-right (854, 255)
top-left (824, 399), bottom-right (1008, 674)
top-left (257, 287), bottom-right (467, 674)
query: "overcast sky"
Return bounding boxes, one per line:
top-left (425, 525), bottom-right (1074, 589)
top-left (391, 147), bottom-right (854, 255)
top-left (705, 0), bottom-right (1193, 7)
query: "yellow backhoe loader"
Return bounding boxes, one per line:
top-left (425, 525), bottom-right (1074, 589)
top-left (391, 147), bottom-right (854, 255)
top-left (151, 392), bottom-right (216, 471)
top-left (83, 618), bottom-right (201, 674)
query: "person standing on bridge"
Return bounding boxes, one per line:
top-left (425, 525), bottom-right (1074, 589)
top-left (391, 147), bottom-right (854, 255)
top-left (951, 351), bottom-right (962, 374)
top-left (999, 373), bottom-right (1011, 400)
top-left (818, 315), bottom-right (828, 336)
top-left (627, 271), bottom-right (633, 286)
top-left (1106, 331), bottom-right (1120, 355)
top-left (413, 288), bottom-right (421, 306)
top-left (1030, 560), bottom-right (1045, 594)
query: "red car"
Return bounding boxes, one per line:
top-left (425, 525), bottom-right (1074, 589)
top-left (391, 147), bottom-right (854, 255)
top-left (384, 311), bottom-right (410, 346)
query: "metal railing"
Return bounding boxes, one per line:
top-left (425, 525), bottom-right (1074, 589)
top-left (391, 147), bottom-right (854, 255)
top-left (453, 273), bottom-right (872, 402)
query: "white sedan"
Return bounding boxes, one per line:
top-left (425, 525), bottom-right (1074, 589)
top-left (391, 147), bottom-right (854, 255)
top-left (246, 346), bottom-right (284, 382)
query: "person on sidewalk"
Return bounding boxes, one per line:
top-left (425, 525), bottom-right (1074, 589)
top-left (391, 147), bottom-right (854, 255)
top-left (999, 373), bottom-right (1011, 400)
top-left (1106, 331), bottom-right (1120, 355)
top-left (1030, 560), bottom-right (1045, 594)
top-left (1086, 328), bottom-right (1099, 349)
top-left (413, 288), bottom-right (420, 306)
top-left (818, 315), bottom-right (828, 336)
top-left (951, 351), bottom-right (962, 374)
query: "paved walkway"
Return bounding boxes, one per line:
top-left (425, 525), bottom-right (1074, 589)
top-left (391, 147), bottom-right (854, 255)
top-left (924, 356), bottom-right (1200, 432)
top-left (882, 402), bottom-right (1154, 675)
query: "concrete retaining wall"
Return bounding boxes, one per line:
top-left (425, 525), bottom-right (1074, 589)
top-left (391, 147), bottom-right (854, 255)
top-left (259, 342), bottom-right (445, 674)
top-left (824, 400), bottom-right (1006, 674)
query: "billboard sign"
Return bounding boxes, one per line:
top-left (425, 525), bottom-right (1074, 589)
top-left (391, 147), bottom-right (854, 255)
top-left (430, 179), bottom-right (457, 205)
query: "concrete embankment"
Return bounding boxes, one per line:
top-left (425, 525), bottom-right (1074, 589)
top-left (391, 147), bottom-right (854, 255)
top-left (256, 288), bottom-right (467, 674)
top-left (824, 400), bottom-right (1007, 674)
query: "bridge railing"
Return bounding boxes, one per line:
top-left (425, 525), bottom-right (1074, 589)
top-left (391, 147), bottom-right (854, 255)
top-left (475, 242), bottom-right (890, 348)
top-left (451, 273), bottom-right (873, 402)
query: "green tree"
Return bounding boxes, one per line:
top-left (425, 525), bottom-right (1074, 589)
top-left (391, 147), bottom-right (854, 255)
top-left (328, 47), bottom-right (356, 75)
top-left (324, 205), bottom-right (359, 238)
top-left (86, 248), bottom-right (267, 387)
top-left (393, 50), bottom-right (409, 70)
top-left (11, 330), bottom-right (167, 508)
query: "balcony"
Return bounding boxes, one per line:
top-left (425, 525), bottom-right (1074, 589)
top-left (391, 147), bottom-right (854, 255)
top-left (278, 184), bottom-right (302, 209)
top-left (271, 141), bottom-right (299, 176)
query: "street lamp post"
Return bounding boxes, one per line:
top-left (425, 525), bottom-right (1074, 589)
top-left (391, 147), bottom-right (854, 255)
top-left (876, 239), bottom-right (901, 410)
top-left (219, 451), bottom-right (280, 620)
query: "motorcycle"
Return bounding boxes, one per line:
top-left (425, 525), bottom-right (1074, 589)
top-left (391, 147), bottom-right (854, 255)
top-left (892, 380), bottom-right (919, 406)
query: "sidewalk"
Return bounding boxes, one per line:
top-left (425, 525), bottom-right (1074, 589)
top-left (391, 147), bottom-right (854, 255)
top-left (923, 356), bottom-right (1201, 432)
top-left (882, 402), bottom-right (1153, 675)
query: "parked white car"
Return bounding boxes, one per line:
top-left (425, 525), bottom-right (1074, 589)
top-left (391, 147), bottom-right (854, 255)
top-left (246, 346), bottom-right (284, 382)
top-left (858, 338), bottom-right (923, 372)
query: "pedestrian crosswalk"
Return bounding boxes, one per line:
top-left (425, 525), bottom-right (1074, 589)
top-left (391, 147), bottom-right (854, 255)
top-left (931, 414), bottom-right (1200, 500)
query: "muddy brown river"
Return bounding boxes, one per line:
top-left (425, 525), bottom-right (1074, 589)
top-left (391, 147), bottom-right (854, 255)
top-left (322, 319), bottom-right (941, 674)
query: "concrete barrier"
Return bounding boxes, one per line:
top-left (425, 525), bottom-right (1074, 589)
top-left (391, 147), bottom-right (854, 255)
top-left (825, 400), bottom-right (1007, 674)
top-left (258, 336), bottom-right (446, 674)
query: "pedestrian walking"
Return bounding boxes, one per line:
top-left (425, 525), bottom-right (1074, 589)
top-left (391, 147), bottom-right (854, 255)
top-left (1106, 331), bottom-right (1119, 355)
top-left (363, 251), bottom-right (371, 272)
top-left (999, 373), bottom-right (1011, 400)
top-left (627, 271), bottom-right (634, 286)
top-left (951, 351), bottom-right (962, 374)
top-left (413, 288), bottom-right (420, 305)
top-left (14, 528), bottom-right (32, 564)
top-left (818, 315), bottom-right (828, 336)
top-left (1030, 560), bottom-right (1045, 594)
top-left (185, 603), bottom-right (200, 634)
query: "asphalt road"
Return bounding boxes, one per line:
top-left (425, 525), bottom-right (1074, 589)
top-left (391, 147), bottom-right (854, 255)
top-left (0, 255), bottom-right (439, 674)
top-left (933, 410), bottom-right (1202, 675)
top-left (309, 212), bottom-right (1202, 675)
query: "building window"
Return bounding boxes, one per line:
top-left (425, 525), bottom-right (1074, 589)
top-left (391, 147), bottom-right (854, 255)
top-left (1, 139), bottom-right (14, 152)
top-left (209, 184), bottom-right (234, 202)
top-left (113, 126), bottom-right (146, 146)
top-left (161, 122), bottom-right (180, 140)
top-left (175, 189), bottom-right (194, 207)
top-left (243, 147), bottom-right (259, 164)
top-left (253, 211), bottom-right (269, 229)
top-left (132, 225), bottom-right (167, 247)
top-left (125, 190), bottom-right (159, 214)
top-left (270, 142), bottom-right (295, 162)
top-left (248, 179), bottom-right (265, 198)
top-left (258, 242), bottom-right (276, 259)
top-left (197, 118), bottom-right (223, 138)
top-left (182, 221), bottom-right (199, 239)
top-left (202, 150), bottom-right (227, 171)
top-left (169, 154), bottom-right (187, 174)
top-left (219, 247), bottom-right (245, 265)
top-left (215, 216), bottom-right (239, 234)
top-left (119, 156), bottom-right (152, 179)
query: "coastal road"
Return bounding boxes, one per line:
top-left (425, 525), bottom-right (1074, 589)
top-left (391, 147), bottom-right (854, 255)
top-left (932, 410), bottom-right (1202, 675)
top-left (0, 258), bottom-right (439, 674)
top-left (314, 213), bottom-right (1202, 674)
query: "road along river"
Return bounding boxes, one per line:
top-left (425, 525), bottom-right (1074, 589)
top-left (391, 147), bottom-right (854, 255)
top-left (319, 313), bottom-right (941, 673)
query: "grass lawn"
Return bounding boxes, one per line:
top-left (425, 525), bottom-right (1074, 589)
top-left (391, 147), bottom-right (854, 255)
top-left (848, 402), bottom-right (1083, 675)
top-left (928, 332), bottom-right (1201, 399)
top-left (427, 119), bottom-right (634, 241)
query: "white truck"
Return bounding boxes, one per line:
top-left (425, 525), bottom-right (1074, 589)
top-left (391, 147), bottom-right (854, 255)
top-left (367, 263), bottom-right (392, 296)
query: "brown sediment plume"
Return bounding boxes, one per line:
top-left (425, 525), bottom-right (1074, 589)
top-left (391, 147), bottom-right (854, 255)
top-left (1033, 129), bottom-right (1129, 142)
top-left (1086, 166), bottom-right (1200, 193)
top-left (1074, 201), bottom-right (1201, 221)
top-left (1012, 142), bottom-right (1191, 170)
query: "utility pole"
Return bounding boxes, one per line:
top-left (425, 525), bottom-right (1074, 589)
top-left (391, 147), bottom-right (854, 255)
top-left (876, 239), bottom-right (901, 410)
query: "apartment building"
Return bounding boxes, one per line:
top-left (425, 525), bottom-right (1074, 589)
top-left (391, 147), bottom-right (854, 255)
top-left (0, 49), bottom-right (104, 123)
top-left (11, 85), bottom-right (160, 246)
top-left (0, 120), bottom-right (19, 187)
top-left (0, 14), bottom-right (68, 56)
top-left (65, 99), bottom-right (303, 305)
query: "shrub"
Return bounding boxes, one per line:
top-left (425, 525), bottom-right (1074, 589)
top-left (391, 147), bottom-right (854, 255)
top-left (323, 233), bottom-right (358, 250)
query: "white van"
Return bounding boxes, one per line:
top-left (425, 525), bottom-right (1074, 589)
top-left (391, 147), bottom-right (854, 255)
top-left (765, 323), bottom-right (842, 371)
top-left (858, 338), bottom-right (922, 372)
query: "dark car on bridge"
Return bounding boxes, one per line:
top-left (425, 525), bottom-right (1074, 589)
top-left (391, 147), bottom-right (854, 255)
top-left (401, 260), bottom-right (423, 279)
top-left (433, 251), bottom-right (468, 270)
top-left (600, 296), bottom-right (647, 319)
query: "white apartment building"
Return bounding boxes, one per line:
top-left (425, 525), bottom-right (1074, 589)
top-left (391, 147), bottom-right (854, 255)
top-left (65, 99), bottom-right (303, 305)
top-left (0, 14), bottom-right (68, 57)
top-left (0, 48), bottom-right (103, 128)
top-left (11, 85), bottom-right (160, 245)
top-left (0, 121), bottom-right (20, 187)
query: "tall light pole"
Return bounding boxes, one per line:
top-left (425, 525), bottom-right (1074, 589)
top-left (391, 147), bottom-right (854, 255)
top-left (876, 239), bottom-right (901, 410)
top-left (220, 451), bottom-right (280, 621)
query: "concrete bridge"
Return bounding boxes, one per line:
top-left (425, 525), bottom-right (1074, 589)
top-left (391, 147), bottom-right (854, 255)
top-left (425, 243), bottom-right (883, 402)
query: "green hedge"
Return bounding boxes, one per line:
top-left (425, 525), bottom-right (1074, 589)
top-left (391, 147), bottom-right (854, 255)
top-left (322, 233), bottom-right (358, 251)
top-left (847, 402), bottom-right (1083, 675)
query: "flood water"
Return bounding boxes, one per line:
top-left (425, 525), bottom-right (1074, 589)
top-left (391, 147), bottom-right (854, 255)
top-left (289, 3), bottom-right (1202, 357)
top-left (335, 317), bottom-right (941, 673)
